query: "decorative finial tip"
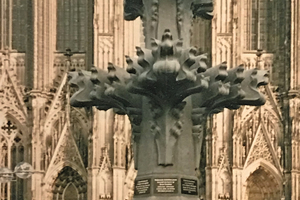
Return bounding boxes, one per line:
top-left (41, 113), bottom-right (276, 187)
top-left (162, 29), bottom-right (173, 41)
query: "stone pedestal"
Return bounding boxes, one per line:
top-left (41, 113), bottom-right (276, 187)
top-left (133, 98), bottom-right (199, 199)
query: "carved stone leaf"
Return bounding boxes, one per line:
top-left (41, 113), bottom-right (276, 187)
top-left (69, 30), bottom-right (268, 120)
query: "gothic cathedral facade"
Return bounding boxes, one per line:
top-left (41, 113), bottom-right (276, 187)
top-left (0, 0), bottom-right (299, 200)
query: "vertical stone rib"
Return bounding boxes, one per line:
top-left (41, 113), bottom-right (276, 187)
top-left (222, 0), bottom-right (226, 33)
top-left (124, 21), bottom-right (129, 62)
top-left (298, 0), bottom-right (300, 87)
top-left (217, 0), bottom-right (221, 34)
top-left (94, 2), bottom-right (98, 67)
top-left (103, 0), bottom-right (108, 33)
top-left (0, 0), bottom-right (3, 49)
top-left (99, 0), bottom-right (103, 33)
top-left (32, 0), bottom-right (38, 89)
top-left (43, 0), bottom-right (48, 89)
top-left (227, 0), bottom-right (231, 33)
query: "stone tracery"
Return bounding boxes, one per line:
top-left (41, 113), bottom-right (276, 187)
top-left (52, 166), bottom-right (87, 200)
top-left (244, 166), bottom-right (281, 200)
top-left (0, 118), bottom-right (26, 200)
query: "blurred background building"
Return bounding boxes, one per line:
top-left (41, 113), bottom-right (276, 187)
top-left (0, 0), bottom-right (298, 199)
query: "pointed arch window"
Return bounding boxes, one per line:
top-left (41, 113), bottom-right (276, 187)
top-left (52, 166), bottom-right (87, 200)
top-left (11, 0), bottom-right (28, 52)
top-left (0, 120), bottom-right (25, 200)
top-left (0, 136), bottom-right (8, 200)
top-left (245, 0), bottom-right (275, 51)
top-left (10, 145), bottom-right (24, 200)
top-left (56, 0), bottom-right (87, 52)
top-left (0, 0), bottom-right (11, 49)
top-left (63, 183), bottom-right (79, 200)
top-left (0, 0), bottom-right (28, 51)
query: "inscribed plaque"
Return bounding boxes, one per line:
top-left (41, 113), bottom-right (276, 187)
top-left (154, 178), bottom-right (178, 194)
top-left (134, 179), bottom-right (151, 195)
top-left (181, 178), bottom-right (198, 195)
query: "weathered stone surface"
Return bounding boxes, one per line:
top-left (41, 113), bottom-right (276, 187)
top-left (124, 0), bottom-right (144, 21)
top-left (69, 30), bottom-right (268, 118)
top-left (68, 1), bottom-right (270, 199)
top-left (69, 29), bottom-right (268, 199)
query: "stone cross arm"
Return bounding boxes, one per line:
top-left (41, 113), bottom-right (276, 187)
top-left (68, 30), bottom-right (269, 121)
top-left (68, 2), bottom-right (269, 196)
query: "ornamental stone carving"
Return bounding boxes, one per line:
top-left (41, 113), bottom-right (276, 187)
top-left (52, 125), bottom-right (84, 167)
top-left (69, 31), bottom-right (268, 200)
top-left (68, 1), bottom-right (268, 199)
top-left (245, 126), bottom-right (276, 167)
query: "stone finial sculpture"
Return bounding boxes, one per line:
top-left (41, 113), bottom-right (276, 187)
top-left (69, 30), bottom-right (268, 199)
top-left (69, 1), bottom-right (268, 199)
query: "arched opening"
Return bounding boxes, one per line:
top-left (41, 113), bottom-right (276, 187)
top-left (244, 166), bottom-right (281, 200)
top-left (0, 118), bottom-right (25, 200)
top-left (56, 0), bottom-right (87, 52)
top-left (244, 0), bottom-right (275, 51)
top-left (52, 166), bottom-right (87, 200)
top-left (63, 183), bottom-right (79, 200)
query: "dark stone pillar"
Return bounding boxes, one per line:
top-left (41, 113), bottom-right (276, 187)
top-left (133, 97), bottom-right (199, 199)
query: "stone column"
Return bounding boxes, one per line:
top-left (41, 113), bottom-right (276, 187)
top-left (113, 115), bottom-right (126, 200)
top-left (232, 134), bottom-right (243, 200)
top-left (133, 97), bottom-right (199, 200)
